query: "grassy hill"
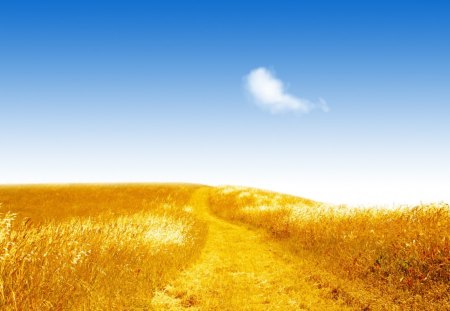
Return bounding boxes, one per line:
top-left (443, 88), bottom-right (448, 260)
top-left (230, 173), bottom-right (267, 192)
top-left (0, 184), bottom-right (449, 310)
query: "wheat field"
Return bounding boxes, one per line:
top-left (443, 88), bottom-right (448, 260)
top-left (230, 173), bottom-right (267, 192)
top-left (0, 184), bottom-right (449, 310)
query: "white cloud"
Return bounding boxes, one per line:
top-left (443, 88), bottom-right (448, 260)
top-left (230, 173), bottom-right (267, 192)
top-left (244, 67), bottom-right (329, 114)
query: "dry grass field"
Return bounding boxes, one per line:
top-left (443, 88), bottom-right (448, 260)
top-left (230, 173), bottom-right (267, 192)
top-left (0, 184), bottom-right (207, 310)
top-left (0, 184), bottom-right (449, 310)
top-left (210, 186), bottom-right (450, 310)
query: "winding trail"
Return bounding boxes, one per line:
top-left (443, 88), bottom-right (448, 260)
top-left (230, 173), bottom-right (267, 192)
top-left (151, 187), bottom-right (349, 310)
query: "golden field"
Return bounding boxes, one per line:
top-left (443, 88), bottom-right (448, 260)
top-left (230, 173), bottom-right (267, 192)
top-left (0, 184), bottom-right (449, 310)
top-left (210, 186), bottom-right (450, 310)
top-left (0, 184), bottom-right (207, 310)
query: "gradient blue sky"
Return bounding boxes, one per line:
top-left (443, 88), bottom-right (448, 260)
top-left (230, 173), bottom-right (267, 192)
top-left (1, 1), bottom-right (449, 205)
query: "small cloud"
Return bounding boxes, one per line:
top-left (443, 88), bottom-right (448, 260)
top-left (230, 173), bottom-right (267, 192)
top-left (244, 67), bottom-right (329, 114)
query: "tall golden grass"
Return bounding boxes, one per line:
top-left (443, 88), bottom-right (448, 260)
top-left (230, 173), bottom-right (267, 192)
top-left (0, 184), bottom-right (199, 221)
top-left (0, 184), bottom-right (207, 310)
top-left (2, 184), bottom-right (449, 309)
top-left (210, 186), bottom-right (450, 310)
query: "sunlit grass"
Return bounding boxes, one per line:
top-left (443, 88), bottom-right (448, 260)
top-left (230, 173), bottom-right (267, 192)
top-left (210, 186), bottom-right (450, 310)
top-left (2, 184), bottom-right (449, 310)
top-left (0, 184), bottom-right (207, 310)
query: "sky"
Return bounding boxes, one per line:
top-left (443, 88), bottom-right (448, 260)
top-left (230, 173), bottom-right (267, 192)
top-left (1, 0), bottom-right (449, 206)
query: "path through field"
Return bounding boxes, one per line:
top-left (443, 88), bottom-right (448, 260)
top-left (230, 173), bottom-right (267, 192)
top-left (151, 187), bottom-right (349, 310)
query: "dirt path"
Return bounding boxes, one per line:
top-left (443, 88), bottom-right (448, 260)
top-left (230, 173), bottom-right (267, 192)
top-left (151, 187), bottom-right (349, 310)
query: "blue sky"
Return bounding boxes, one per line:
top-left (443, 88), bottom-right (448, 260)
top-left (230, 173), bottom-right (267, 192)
top-left (1, 1), bottom-right (449, 205)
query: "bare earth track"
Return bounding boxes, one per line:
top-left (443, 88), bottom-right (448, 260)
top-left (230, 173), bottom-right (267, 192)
top-left (151, 187), bottom-right (349, 310)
